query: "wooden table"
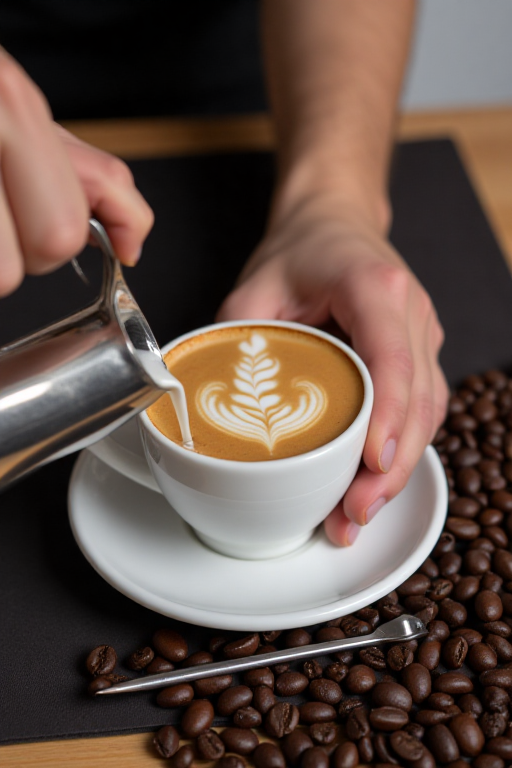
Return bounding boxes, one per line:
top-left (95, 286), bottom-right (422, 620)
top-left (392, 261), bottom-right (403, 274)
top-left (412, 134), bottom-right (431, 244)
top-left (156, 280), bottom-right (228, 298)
top-left (2, 106), bottom-right (512, 767)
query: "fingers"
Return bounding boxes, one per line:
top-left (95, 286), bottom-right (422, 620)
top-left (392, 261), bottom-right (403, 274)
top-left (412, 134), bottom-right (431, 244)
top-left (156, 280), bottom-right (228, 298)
top-left (216, 258), bottom-right (289, 321)
top-left (58, 128), bottom-right (154, 266)
top-left (0, 49), bottom-right (154, 297)
top-left (323, 502), bottom-right (361, 547)
top-left (341, 282), bottom-right (448, 527)
top-left (0, 51), bottom-right (89, 293)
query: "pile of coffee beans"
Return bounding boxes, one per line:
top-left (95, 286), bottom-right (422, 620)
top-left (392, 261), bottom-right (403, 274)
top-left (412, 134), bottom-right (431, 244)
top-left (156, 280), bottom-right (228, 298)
top-left (85, 369), bottom-right (512, 767)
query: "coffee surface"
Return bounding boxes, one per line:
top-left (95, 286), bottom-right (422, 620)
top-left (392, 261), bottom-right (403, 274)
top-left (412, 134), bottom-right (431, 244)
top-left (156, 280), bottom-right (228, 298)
top-left (147, 326), bottom-right (364, 461)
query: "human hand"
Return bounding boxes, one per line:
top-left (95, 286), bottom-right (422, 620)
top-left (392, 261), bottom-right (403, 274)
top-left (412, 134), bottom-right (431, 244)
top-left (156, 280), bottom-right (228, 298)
top-left (0, 48), bottom-right (153, 297)
top-left (217, 194), bottom-right (448, 545)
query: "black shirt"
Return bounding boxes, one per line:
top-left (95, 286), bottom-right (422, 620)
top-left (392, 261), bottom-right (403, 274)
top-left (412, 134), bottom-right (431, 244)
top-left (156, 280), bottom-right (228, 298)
top-left (0, 0), bottom-right (266, 119)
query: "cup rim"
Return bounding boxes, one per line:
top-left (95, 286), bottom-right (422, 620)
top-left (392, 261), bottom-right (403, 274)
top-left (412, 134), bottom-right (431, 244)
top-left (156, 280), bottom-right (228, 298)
top-left (139, 319), bottom-right (373, 469)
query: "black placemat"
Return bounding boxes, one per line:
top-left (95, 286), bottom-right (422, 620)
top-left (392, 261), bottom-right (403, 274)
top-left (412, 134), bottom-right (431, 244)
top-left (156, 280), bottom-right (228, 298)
top-left (1, 139), bottom-right (512, 745)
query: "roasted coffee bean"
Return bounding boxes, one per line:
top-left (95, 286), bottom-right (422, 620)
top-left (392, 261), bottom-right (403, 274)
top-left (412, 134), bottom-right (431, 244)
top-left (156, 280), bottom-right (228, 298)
top-left (426, 692), bottom-right (454, 711)
top-left (437, 597), bottom-right (467, 627)
top-left (417, 639), bottom-right (441, 670)
top-left (252, 742), bottom-right (286, 768)
top-left (372, 732), bottom-right (398, 764)
top-left (156, 683), bottom-right (194, 708)
top-left (216, 685), bottom-right (253, 716)
top-left (196, 730), bottom-right (225, 760)
top-left (153, 725), bottom-right (180, 759)
top-left (209, 635), bottom-right (227, 655)
top-left (233, 706), bottom-right (262, 729)
top-left (475, 591), bottom-right (504, 621)
top-left (265, 702), bottom-right (300, 738)
top-left (358, 646), bottom-right (386, 669)
top-left (473, 752), bottom-right (505, 768)
top-left (450, 496), bottom-right (480, 518)
top-left (397, 573), bottom-right (431, 596)
top-left (216, 756), bottom-right (246, 768)
top-left (261, 630), bottom-right (282, 643)
top-left (223, 634), bottom-right (259, 659)
top-left (483, 526), bottom-right (509, 547)
top-left (86, 645), bottom-right (117, 677)
top-left (220, 727), bottom-right (259, 755)
top-left (331, 741), bottom-right (359, 768)
top-left (491, 490), bottom-right (512, 512)
top-left (345, 707), bottom-right (370, 739)
top-left (458, 693), bottom-right (484, 717)
top-left (486, 633), bottom-right (512, 662)
top-left (452, 626), bottom-right (483, 646)
top-left (344, 664), bottom-right (376, 693)
top-left (308, 678), bottom-right (342, 705)
top-left (309, 722), bottom-right (336, 745)
top-left (371, 681), bottom-right (412, 711)
top-left (252, 685), bottom-right (275, 714)
top-left (194, 674), bottom-right (233, 697)
top-left (356, 606), bottom-right (380, 628)
top-left (425, 723), bottom-right (460, 763)
top-left (126, 646), bottom-right (154, 670)
top-left (315, 626), bottom-right (345, 642)
top-left (169, 744), bottom-right (195, 768)
top-left (433, 671), bottom-right (474, 694)
top-left (426, 620), bottom-right (450, 642)
top-left (493, 549), bottom-right (512, 580)
top-left (401, 663), bottom-right (432, 703)
top-left (300, 746), bottom-right (329, 768)
top-left (451, 445), bottom-right (480, 464)
top-left (464, 549), bottom-right (492, 574)
top-left (442, 635), bottom-right (468, 668)
top-left (415, 708), bottom-right (452, 726)
top-left (181, 650), bottom-right (213, 668)
top-left (275, 671), bottom-right (309, 697)
top-left (303, 660), bottom-right (323, 680)
top-left (481, 571), bottom-right (504, 592)
top-left (87, 676), bottom-right (113, 695)
top-left (323, 662), bottom-right (348, 683)
top-left (272, 663), bottom-right (289, 675)
top-left (480, 712), bottom-right (508, 739)
top-left (426, 578), bottom-right (453, 601)
top-left (485, 620), bottom-right (512, 638)
top-left (387, 645), bottom-right (414, 672)
top-left (281, 729), bottom-right (314, 767)
top-left (337, 698), bottom-right (365, 719)
top-left (339, 616), bottom-right (371, 636)
top-left (180, 699), bottom-right (214, 737)
top-left (485, 736), bottom-right (512, 759)
top-left (480, 668), bottom-right (512, 689)
top-left (283, 628), bottom-right (311, 647)
top-left (379, 602), bottom-right (405, 621)
top-left (152, 629), bottom-right (188, 662)
top-left (369, 706), bottom-right (409, 731)
top-left (437, 552), bottom-right (461, 577)
top-left (452, 575), bottom-right (481, 602)
top-left (299, 702), bottom-right (337, 724)
top-left (449, 712), bottom-right (486, 757)
top-left (357, 734), bottom-right (374, 764)
top-left (252, 741), bottom-right (286, 768)
top-left (467, 642), bottom-right (499, 672)
top-left (146, 656), bottom-right (174, 674)
top-left (481, 686), bottom-right (510, 712)
top-left (389, 729), bottom-right (424, 761)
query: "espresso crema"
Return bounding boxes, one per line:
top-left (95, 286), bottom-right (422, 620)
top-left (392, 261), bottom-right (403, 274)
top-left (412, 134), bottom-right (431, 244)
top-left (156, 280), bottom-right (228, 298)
top-left (147, 326), bottom-right (364, 461)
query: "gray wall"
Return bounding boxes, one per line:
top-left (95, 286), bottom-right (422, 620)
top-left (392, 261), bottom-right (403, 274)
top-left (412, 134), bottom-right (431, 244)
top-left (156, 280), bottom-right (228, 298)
top-left (401, 0), bottom-right (512, 110)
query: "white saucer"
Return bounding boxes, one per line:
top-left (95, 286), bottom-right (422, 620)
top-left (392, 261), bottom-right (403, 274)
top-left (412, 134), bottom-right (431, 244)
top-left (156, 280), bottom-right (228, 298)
top-left (68, 447), bottom-right (447, 632)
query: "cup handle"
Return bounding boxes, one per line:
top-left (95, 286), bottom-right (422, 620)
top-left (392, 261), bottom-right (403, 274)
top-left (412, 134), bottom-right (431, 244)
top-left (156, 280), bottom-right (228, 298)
top-left (87, 432), bottom-right (161, 493)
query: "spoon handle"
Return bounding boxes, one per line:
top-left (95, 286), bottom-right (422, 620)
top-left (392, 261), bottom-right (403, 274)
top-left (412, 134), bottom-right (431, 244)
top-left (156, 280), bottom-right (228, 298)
top-left (96, 614), bottom-right (427, 696)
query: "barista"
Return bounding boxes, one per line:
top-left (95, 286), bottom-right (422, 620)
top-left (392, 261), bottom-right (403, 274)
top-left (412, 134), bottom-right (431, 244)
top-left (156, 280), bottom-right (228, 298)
top-left (0, 0), bottom-right (448, 545)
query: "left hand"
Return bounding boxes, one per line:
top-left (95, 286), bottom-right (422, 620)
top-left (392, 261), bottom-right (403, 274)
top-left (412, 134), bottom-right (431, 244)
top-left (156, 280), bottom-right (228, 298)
top-left (217, 193), bottom-right (448, 546)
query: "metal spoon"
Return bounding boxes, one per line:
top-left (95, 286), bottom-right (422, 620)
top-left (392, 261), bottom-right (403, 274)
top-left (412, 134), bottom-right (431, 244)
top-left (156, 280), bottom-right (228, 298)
top-left (95, 614), bottom-right (427, 696)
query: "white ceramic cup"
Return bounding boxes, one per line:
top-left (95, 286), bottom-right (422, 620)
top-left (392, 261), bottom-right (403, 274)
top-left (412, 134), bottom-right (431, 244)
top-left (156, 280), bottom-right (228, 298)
top-left (137, 320), bottom-right (373, 560)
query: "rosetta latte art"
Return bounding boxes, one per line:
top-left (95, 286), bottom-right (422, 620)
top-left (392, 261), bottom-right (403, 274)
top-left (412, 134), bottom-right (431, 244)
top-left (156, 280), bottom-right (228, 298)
top-left (196, 333), bottom-right (327, 452)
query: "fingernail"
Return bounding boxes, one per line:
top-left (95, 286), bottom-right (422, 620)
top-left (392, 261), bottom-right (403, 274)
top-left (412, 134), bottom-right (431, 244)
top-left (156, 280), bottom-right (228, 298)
top-left (126, 247), bottom-right (142, 267)
top-left (379, 439), bottom-right (397, 473)
top-left (365, 496), bottom-right (386, 525)
top-left (345, 522), bottom-right (360, 546)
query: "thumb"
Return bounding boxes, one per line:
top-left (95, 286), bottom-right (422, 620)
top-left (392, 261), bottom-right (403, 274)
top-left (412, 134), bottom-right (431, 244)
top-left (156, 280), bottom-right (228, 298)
top-left (216, 264), bottom-right (288, 322)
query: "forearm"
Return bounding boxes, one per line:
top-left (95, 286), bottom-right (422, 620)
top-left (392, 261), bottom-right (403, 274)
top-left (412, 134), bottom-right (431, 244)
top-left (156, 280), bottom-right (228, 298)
top-left (261, 0), bottom-right (416, 233)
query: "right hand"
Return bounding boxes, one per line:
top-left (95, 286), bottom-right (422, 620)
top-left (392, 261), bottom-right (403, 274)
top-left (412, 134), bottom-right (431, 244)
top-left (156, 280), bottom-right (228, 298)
top-left (0, 47), bottom-right (154, 297)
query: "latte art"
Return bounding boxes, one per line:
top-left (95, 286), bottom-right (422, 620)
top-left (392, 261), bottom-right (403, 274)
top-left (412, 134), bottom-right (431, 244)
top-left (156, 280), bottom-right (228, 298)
top-left (147, 325), bottom-right (364, 461)
top-left (197, 333), bottom-right (327, 452)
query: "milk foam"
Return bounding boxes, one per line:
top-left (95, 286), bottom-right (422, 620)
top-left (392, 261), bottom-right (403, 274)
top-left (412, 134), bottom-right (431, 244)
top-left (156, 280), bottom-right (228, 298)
top-left (196, 332), bottom-right (326, 452)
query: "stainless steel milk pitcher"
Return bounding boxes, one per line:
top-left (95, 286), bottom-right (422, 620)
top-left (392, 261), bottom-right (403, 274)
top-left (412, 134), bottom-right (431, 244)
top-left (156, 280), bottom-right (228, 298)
top-left (0, 219), bottom-right (170, 489)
